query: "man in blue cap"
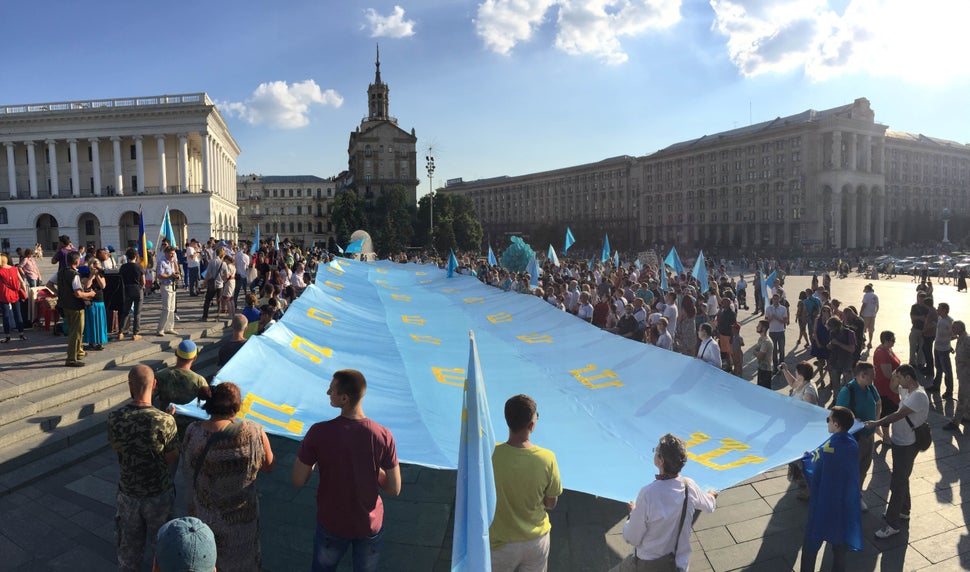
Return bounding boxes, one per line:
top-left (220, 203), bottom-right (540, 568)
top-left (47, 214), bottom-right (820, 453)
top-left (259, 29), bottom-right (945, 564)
top-left (153, 340), bottom-right (208, 412)
top-left (154, 517), bottom-right (216, 572)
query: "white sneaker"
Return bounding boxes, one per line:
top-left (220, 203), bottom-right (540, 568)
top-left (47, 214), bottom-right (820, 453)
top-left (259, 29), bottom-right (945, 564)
top-left (165, 330), bottom-right (180, 335)
top-left (875, 524), bottom-right (899, 539)
top-left (174, 314), bottom-right (181, 321)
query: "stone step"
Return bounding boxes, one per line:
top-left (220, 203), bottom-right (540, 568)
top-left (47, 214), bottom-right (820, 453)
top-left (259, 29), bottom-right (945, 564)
top-left (0, 339), bottom-right (224, 483)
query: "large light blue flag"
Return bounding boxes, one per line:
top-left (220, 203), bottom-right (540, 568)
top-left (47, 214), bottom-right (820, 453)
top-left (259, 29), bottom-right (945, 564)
top-left (547, 244), bottom-right (560, 267)
top-left (564, 227), bottom-right (576, 255)
top-left (250, 224), bottom-right (260, 255)
top-left (665, 247), bottom-right (685, 275)
top-left (345, 239), bottom-right (364, 254)
top-left (693, 251), bottom-right (708, 293)
top-left (765, 270), bottom-right (777, 294)
top-left (601, 234), bottom-right (611, 263)
top-left (487, 245), bottom-right (497, 267)
top-left (451, 331), bottom-right (497, 572)
top-left (155, 206), bottom-right (178, 262)
top-left (447, 249), bottom-right (459, 278)
top-left (526, 254), bottom-right (540, 290)
top-left (190, 259), bottom-right (830, 501)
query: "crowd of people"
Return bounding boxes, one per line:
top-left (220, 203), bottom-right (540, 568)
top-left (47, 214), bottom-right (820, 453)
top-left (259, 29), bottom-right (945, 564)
top-left (3, 235), bottom-right (966, 570)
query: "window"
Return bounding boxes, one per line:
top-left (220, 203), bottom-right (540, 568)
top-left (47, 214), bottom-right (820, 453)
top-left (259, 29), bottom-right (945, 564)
top-left (131, 175), bottom-right (137, 192)
top-left (130, 145), bottom-right (137, 160)
top-left (88, 146), bottom-right (93, 162)
top-left (297, 189), bottom-right (302, 197)
top-left (296, 206), bottom-right (302, 215)
top-left (85, 220), bottom-right (94, 234)
top-left (297, 222), bottom-right (302, 232)
top-left (289, 189), bottom-right (294, 198)
top-left (0, 207), bottom-right (7, 224)
top-left (289, 222), bottom-right (295, 233)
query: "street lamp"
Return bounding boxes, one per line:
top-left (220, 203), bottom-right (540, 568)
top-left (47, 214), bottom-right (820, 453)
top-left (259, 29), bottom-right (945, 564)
top-left (426, 153), bottom-right (435, 250)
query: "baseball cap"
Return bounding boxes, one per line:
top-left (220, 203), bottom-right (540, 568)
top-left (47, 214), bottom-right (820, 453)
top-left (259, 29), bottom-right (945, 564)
top-left (176, 340), bottom-right (198, 360)
top-left (155, 517), bottom-right (216, 572)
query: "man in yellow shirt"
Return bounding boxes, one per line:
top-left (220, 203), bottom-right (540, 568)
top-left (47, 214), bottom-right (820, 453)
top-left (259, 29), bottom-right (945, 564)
top-left (489, 394), bottom-right (563, 572)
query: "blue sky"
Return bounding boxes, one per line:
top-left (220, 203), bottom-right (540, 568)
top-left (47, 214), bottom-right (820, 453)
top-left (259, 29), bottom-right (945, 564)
top-left (4, 0), bottom-right (969, 194)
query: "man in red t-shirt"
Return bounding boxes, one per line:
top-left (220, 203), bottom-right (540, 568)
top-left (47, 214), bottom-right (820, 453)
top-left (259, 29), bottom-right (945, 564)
top-left (292, 369), bottom-right (401, 572)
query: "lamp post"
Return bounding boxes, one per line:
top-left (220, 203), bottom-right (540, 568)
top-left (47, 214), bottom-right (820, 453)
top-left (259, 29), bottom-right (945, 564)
top-left (426, 153), bottom-right (435, 250)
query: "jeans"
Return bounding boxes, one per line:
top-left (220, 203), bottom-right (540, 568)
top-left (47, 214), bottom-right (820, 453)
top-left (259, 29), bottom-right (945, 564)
top-left (120, 286), bottom-right (142, 334)
top-left (769, 331), bottom-right (785, 370)
top-left (201, 283), bottom-right (219, 320)
top-left (2, 301), bottom-right (24, 334)
top-left (233, 274), bottom-right (249, 308)
top-left (311, 523), bottom-right (384, 572)
top-left (934, 349), bottom-right (953, 392)
top-left (187, 266), bottom-right (200, 296)
top-left (886, 442), bottom-right (918, 527)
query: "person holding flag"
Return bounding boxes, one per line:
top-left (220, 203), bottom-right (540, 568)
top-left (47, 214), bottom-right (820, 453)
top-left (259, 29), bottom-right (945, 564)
top-left (490, 394), bottom-right (561, 571)
top-left (798, 406), bottom-right (862, 571)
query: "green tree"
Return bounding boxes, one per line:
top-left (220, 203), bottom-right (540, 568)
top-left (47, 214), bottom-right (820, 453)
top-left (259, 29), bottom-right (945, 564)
top-left (372, 186), bottom-right (415, 256)
top-left (330, 190), bottom-right (366, 249)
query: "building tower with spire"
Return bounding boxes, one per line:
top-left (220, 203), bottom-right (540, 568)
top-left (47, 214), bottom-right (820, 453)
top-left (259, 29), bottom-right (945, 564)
top-left (347, 45), bottom-right (418, 204)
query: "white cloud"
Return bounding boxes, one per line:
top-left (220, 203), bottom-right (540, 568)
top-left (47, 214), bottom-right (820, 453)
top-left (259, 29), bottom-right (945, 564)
top-left (364, 6), bottom-right (416, 38)
top-left (710, 0), bottom-right (970, 82)
top-left (476, 0), bottom-right (680, 63)
top-left (217, 80), bottom-right (343, 129)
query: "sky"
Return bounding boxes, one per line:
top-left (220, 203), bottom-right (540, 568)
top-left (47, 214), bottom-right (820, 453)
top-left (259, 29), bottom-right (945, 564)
top-left (4, 0), bottom-right (970, 195)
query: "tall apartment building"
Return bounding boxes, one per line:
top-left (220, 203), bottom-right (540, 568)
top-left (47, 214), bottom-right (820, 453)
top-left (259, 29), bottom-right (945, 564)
top-left (0, 93), bottom-right (239, 252)
top-left (445, 98), bottom-right (970, 252)
top-left (236, 175), bottom-right (337, 248)
top-left (440, 156), bottom-right (639, 250)
top-left (346, 47), bottom-right (419, 205)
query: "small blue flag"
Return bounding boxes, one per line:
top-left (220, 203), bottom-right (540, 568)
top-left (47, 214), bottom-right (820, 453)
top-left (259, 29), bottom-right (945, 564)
top-left (450, 331), bottom-right (497, 572)
top-left (613, 251), bottom-right (619, 267)
top-left (589, 254), bottom-right (596, 271)
top-left (526, 254), bottom-right (540, 290)
top-left (447, 249), bottom-right (459, 278)
top-left (274, 233), bottom-right (281, 252)
top-left (693, 250), bottom-right (708, 293)
top-left (487, 245), bottom-right (497, 266)
top-left (547, 244), bottom-right (560, 267)
top-left (635, 258), bottom-right (643, 271)
top-left (336, 243), bottom-right (344, 254)
top-left (665, 247), bottom-right (685, 275)
top-left (758, 270), bottom-right (768, 303)
top-left (250, 224), bottom-right (260, 256)
top-left (563, 227), bottom-right (576, 255)
top-left (601, 234), bottom-right (611, 263)
top-left (660, 266), bottom-right (669, 293)
top-left (345, 239), bottom-right (365, 254)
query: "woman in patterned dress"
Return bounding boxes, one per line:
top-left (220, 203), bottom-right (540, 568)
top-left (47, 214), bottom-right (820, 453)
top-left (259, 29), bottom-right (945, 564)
top-left (182, 382), bottom-right (275, 571)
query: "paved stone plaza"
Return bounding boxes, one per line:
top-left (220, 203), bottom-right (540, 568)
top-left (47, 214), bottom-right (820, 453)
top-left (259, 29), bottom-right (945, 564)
top-left (0, 269), bottom-right (968, 571)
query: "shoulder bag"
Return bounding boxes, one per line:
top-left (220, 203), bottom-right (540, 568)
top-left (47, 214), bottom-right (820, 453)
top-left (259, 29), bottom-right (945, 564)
top-left (904, 415), bottom-right (932, 452)
top-left (191, 420), bottom-right (242, 485)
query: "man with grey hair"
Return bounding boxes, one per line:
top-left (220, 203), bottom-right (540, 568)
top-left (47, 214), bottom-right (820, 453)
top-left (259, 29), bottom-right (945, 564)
top-left (217, 314), bottom-right (249, 369)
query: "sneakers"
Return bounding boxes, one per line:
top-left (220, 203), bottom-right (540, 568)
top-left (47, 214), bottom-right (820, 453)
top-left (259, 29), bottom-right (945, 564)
top-left (900, 512), bottom-right (910, 520)
top-left (164, 330), bottom-right (180, 335)
top-left (875, 524), bottom-right (900, 539)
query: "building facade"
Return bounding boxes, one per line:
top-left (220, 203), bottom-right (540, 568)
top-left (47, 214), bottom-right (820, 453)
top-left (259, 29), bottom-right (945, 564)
top-left (447, 97), bottom-right (970, 252)
top-left (0, 93), bottom-right (240, 253)
top-left (236, 175), bottom-right (337, 248)
top-left (347, 47), bottom-right (419, 205)
top-left (440, 156), bottom-right (639, 250)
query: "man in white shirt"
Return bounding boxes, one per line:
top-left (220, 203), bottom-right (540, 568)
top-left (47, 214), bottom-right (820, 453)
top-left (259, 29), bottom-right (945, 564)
top-left (576, 292), bottom-right (594, 323)
top-left (234, 244), bottom-right (251, 308)
top-left (155, 247), bottom-right (180, 336)
top-left (764, 294), bottom-right (789, 372)
top-left (655, 317), bottom-right (673, 350)
top-left (865, 364), bottom-right (929, 539)
top-left (185, 239), bottom-right (201, 296)
top-left (662, 292), bottom-right (678, 339)
top-left (860, 284), bottom-right (879, 350)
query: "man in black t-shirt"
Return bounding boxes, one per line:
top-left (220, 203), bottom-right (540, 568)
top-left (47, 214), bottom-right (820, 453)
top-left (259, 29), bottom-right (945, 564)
top-left (909, 292), bottom-right (929, 371)
top-left (217, 314), bottom-right (249, 369)
top-left (118, 248), bottom-right (146, 339)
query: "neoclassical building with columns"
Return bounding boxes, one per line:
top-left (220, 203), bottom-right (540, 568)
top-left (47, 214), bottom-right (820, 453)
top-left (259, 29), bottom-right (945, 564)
top-left (0, 93), bottom-right (240, 253)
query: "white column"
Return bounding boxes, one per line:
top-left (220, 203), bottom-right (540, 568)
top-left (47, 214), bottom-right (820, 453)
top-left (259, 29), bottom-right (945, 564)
top-left (156, 135), bottom-right (167, 193)
top-left (111, 136), bottom-right (124, 195)
top-left (876, 192), bottom-right (886, 247)
top-left (26, 142), bottom-right (38, 199)
top-left (832, 191), bottom-right (842, 249)
top-left (863, 135), bottom-right (872, 172)
top-left (89, 138), bottom-right (102, 196)
top-left (46, 140), bottom-right (59, 198)
top-left (68, 139), bottom-right (80, 197)
top-left (846, 132), bottom-right (857, 171)
top-left (178, 134), bottom-right (188, 193)
top-left (5, 143), bottom-right (16, 199)
top-left (860, 191), bottom-right (872, 248)
top-left (134, 135), bottom-right (145, 194)
top-left (831, 131), bottom-right (841, 169)
top-left (201, 131), bottom-right (210, 192)
top-left (846, 190), bottom-right (857, 249)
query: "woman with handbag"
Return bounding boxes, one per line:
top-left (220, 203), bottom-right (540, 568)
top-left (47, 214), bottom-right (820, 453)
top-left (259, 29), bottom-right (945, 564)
top-left (612, 434), bottom-right (717, 572)
top-left (183, 382), bottom-right (274, 571)
top-left (0, 252), bottom-right (27, 342)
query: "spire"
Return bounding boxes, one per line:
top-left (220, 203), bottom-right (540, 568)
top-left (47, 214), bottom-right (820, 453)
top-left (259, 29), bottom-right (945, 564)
top-left (375, 43), bottom-right (382, 85)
